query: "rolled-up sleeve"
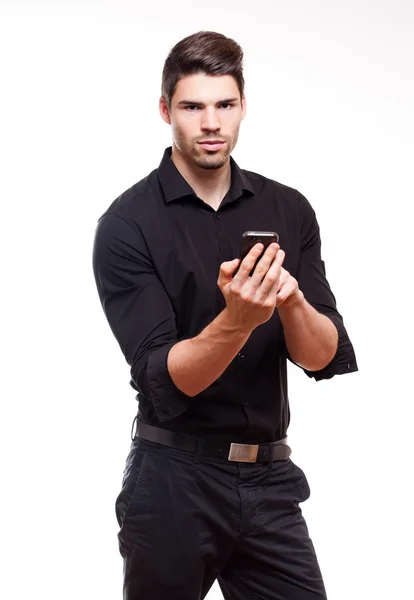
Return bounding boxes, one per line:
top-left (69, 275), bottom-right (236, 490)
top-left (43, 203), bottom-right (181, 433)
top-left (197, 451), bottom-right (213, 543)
top-left (288, 192), bottom-right (358, 380)
top-left (92, 212), bottom-right (192, 421)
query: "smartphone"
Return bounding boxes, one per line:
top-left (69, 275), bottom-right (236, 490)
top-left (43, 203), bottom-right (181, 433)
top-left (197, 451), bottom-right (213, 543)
top-left (234, 231), bottom-right (280, 277)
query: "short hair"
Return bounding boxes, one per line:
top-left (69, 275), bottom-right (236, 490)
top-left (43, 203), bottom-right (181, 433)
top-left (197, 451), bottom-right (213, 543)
top-left (161, 31), bottom-right (245, 109)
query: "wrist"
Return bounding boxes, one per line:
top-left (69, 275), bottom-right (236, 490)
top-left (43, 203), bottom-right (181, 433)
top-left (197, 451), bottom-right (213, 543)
top-left (219, 308), bottom-right (254, 339)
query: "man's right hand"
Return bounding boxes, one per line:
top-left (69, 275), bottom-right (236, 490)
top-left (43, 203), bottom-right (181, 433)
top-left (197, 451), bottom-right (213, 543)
top-left (217, 242), bottom-right (285, 334)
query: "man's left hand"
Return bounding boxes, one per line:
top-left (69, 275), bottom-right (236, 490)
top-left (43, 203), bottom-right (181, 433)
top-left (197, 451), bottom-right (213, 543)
top-left (275, 267), bottom-right (304, 309)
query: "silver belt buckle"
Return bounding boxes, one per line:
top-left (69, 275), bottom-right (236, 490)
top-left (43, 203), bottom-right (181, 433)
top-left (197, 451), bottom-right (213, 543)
top-left (228, 443), bottom-right (259, 463)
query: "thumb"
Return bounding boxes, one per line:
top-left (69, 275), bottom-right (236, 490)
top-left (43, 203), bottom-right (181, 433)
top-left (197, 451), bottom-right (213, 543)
top-left (219, 258), bottom-right (240, 282)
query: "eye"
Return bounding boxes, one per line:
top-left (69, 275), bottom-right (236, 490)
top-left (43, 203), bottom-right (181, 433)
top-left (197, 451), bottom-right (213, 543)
top-left (185, 105), bottom-right (200, 111)
top-left (220, 103), bottom-right (233, 109)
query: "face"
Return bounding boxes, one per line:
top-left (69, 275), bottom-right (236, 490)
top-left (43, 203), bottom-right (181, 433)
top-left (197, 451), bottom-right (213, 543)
top-left (159, 73), bottom-right (246, 170)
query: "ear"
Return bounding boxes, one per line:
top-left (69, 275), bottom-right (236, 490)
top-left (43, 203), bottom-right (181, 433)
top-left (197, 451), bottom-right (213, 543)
top-left (241, 94), bottom-right (247, 121)
top-left (159, 96), bottom-right (172, 125)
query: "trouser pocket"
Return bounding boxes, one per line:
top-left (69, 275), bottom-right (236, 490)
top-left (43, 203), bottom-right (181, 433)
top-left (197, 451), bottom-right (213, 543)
top-left (290, 460), bottom-right (311, 504)
top-left (115, 440), bottom-right (148, 528)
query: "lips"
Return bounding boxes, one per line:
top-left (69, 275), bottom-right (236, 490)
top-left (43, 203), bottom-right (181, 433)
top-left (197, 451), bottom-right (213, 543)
top-left (198, 141), bottom-right (226, 151)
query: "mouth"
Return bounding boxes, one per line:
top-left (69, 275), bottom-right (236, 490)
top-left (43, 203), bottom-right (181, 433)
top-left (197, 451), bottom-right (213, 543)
top-left (198, 141), bottom-right (226, 151)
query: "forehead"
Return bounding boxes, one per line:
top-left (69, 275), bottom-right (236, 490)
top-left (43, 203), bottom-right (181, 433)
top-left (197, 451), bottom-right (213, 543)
top-left (173, 73), bottom-right (240, 104)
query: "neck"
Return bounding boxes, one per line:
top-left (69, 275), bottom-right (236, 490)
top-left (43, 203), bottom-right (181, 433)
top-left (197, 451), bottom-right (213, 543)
top-left (171, 143), bottom-right (231, 211)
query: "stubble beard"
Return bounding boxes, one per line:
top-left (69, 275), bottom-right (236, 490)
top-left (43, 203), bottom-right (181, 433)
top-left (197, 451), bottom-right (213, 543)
top-left (174, 128), bottom-right (239, 171)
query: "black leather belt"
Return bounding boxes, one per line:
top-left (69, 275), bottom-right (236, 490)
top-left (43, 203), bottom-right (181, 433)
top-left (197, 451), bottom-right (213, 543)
top-left (136, 422), bottom-right (291, 463)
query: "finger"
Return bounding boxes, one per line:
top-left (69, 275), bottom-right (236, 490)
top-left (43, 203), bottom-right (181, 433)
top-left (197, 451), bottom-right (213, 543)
top-left (233, 243), bottom-right (265, 285)
top-left (276, 267), bottom-right (289, 290)
top-left (218, 259), bottom-right (240, 286)
top-left (276, 287), bottom-right (300, 307)
top-left (276, 274), bottom-right (300, 307)
top-left (250, 243), bottom-right (280, 286)
top-left (275, 279), bottom-right (292, 306)
top-left (258, 249), bottom-right (285, 297)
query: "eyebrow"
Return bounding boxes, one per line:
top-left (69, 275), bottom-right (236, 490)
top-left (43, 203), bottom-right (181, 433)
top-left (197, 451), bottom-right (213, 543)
top-left (177, 97), bottom-right (239, 106)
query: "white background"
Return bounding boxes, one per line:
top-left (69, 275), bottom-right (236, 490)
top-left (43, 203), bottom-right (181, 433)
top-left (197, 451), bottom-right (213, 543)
top-left (1, 1), bottom-right (413, 598)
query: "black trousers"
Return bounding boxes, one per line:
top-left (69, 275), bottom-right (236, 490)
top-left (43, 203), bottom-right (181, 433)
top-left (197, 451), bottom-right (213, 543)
top-left (115, 436), bottom-right (327, 600)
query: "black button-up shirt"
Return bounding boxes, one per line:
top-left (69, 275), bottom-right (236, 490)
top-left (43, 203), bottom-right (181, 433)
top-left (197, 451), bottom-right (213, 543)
top-left (92, 147), bottom-right (358, 443)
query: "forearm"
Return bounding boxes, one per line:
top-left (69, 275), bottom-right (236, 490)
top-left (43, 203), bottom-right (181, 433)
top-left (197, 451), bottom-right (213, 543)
top-left (167, 308), bottom-right (251, 397)
top-left (278, 295), bottom-right (338, 371)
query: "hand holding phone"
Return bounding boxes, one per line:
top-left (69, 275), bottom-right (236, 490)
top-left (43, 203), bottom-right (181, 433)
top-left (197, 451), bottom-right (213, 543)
top-left (234, 231), bottom-right (280, 277)
top-left (218, 232), bottom-right (285, 333)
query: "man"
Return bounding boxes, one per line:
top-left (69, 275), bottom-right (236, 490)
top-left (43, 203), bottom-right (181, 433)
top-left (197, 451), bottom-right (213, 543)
top-left (92, 30), bottom-right (358, 600)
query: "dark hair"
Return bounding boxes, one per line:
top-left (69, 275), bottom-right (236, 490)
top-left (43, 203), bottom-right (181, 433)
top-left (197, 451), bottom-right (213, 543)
top-left (161, 31), bottom-right (245, 109)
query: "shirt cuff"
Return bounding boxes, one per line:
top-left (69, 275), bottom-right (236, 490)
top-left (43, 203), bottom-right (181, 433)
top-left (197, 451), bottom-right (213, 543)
top-left (144, 342), bottom-right (193, 422)
top-left (302, 313), bottom-right (359, 381)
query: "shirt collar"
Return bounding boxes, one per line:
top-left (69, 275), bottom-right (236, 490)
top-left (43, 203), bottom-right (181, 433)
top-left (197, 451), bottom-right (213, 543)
top-left (157, 146), bottom-right (255, 204)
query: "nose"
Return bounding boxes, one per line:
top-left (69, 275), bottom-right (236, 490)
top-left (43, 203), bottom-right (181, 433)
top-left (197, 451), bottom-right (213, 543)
top-left (201, 107), bottom-right (221, 132)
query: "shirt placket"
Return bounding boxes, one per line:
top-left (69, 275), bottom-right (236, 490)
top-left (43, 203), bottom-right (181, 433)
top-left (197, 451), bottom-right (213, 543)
top-left (215, 209), bottom-right (251, 432)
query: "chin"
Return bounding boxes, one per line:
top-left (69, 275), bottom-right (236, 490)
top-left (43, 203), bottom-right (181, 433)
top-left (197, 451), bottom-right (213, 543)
top-left (192, 148), bottom-right (229, 170)
top-left (197, 158), bottom-right (227, 170)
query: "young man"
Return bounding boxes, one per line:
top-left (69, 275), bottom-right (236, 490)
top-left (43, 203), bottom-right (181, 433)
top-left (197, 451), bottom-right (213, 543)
top-left (93, 30), bottom-right (358, 600)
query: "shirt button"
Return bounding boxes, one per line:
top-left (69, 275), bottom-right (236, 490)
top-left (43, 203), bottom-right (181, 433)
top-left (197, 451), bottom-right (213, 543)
top-left (243, 401), bottom-right (248, 407)
top-left (347, 363), bottom-right (351, 369)
top-left (215, 213), bottom-right (220, 219)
